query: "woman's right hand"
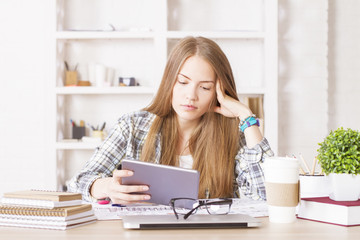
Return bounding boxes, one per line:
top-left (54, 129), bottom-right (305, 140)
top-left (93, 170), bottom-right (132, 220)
top-left (90, 169), bottom-right (151, 205)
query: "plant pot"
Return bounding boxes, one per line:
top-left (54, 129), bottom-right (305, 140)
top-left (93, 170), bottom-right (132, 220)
top-left (328, 173), bottom-right (360, 201)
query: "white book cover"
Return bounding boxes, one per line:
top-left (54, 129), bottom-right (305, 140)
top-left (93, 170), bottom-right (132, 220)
top-left (297, 197), bottom-right (360, 226)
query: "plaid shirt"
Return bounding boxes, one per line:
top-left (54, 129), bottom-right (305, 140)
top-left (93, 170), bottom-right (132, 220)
top-left (67, 111), bottom-right (274, 202)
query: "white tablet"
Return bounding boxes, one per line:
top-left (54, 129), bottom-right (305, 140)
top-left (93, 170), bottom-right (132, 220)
top-left (120, 159), bottom-right (199, 206)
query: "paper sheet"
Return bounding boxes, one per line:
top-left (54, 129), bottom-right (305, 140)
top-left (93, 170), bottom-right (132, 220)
top-left (230, 198), bottom-right (268, 217)
top-left (92, 198), bottom-right (268, 220)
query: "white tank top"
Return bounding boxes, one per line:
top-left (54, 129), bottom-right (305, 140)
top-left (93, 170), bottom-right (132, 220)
top-left (178, 155), bottom-right (193, 169)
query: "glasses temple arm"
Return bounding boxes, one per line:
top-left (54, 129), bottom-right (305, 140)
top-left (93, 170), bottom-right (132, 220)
top-left (184, 204), bottom-right (202, 220)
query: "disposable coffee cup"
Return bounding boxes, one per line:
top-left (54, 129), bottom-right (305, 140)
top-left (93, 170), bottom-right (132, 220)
top-left (264, 156), bottom-right (299, 223)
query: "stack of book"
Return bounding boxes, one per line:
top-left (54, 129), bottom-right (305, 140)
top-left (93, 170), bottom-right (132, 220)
top-left (0, 190), bottom-right (96, 230)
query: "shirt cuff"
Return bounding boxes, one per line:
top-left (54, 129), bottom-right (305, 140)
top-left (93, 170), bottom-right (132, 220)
top-left (82, 174), bottom-right (106, 203)
top-left (240, 137), bottom-right (274, 163)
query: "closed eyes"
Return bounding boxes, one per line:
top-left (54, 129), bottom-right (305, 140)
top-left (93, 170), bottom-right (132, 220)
top-left (177, 73), bottom-right (214, 91)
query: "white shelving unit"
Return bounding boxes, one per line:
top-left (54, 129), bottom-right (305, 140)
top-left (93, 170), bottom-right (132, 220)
top-left (55, 141), bottom-right (100, 150)
top-left (50, 0), bottom-right (278, 190)
top-left (55, 86), bottom-right (156, 95)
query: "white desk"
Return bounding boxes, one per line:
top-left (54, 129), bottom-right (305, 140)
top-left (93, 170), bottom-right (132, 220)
top-left (0, 217), bottom-right (359, 240)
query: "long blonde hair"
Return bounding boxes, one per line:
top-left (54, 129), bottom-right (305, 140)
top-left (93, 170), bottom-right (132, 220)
top-left (141, 36), bottom-right (241, 198)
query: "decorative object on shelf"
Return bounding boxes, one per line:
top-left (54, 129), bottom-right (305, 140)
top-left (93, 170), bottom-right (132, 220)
top-left (88, 63), bottom-right (114, 87)
top-left (64, 61), bottom-right (78, 86)
top-left (95, 64), bottom-right (107, 87)
top-left (92, 130), bottom-right (105, 141)
top-left (77, 80), bottom-right (91, 86)
top-left (317, 127), bottom-right (360, 201)
top-left (65, 71), bottom-right (78, 86)
top-left (72, 126), bottom-right (85, 140)
top-left (119, 77), bottom-right (138, 86)
top-left (88, 122), bottom-right (106, 131)
top-left (71, 119), bottom-right (86, 140)
top-left (86, 122), bottom-right (106, 140)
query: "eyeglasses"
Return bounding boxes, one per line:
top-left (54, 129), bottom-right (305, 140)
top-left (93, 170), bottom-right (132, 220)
top-left (169, 198), bottom-right (233, 220)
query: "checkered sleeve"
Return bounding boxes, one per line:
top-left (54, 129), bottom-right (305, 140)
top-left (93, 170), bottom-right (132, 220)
top-left (234, 137), bottom-right (274, 201)
top-left (66, 114), bottom-right (131, 202)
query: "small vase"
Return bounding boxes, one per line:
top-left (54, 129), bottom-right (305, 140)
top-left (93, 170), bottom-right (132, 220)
top-left (328, 173), bottom-right (360, 201)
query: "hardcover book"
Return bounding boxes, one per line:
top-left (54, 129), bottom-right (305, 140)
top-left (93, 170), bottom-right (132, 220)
top-left (3, 190), bottom-right (82, 201)
top-left (1, 190), bottom-right (82, 208)
top-left (297, 197), bottom-right (360, 226)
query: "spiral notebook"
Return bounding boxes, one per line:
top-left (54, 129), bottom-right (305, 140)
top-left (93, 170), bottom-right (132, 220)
top-left (0, 204), bottom-right (93, 221)
top-left (0, 203), bottom-right (96, 230)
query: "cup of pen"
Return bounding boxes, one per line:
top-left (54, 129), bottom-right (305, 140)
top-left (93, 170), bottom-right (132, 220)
top-left (91, 122), bottom-right (106, 140)
top-left (264, 156), bottom-right (300, 223)
top-left (92, 130), bottom-right (105, 140)
top-left (298, 156), bottom-right (330, 198)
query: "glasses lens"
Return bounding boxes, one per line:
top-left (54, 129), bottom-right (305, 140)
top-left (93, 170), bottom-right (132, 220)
top-left (205, 200), bottom-right (232, 215)
top-left (172, 198), bottom-right (198, 214)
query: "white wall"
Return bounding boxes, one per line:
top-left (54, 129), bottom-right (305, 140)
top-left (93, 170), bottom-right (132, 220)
top-left (1, 1), bottom-right (360, 195)
top-left (328, 0), bottom-right (360, 130)
top-left (278, 0), bottom-right (329, 164)
top-left (0, 1), bottom-right (54, 194)
top-left (278, 0), bottom-right (360, 167)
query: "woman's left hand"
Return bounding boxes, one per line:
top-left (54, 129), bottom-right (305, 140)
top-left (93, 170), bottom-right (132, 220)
top-left (213, 81), bottom-right (252, 120)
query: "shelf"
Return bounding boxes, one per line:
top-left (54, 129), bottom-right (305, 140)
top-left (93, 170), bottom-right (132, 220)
top-left (55, 31), bottom-right (265, 40)
top-left (166, 31), bottom-right (265, 39)
top-left (55, 86), bottom-right (156, 95)
top-left (237, 88), bottom-right (266, 96)
top-left (56, 141), bottom-right (99, 150)
top-left (55, 86), bottom-right (264, 96)
top-left (56, 31), bottom-right (155, 40)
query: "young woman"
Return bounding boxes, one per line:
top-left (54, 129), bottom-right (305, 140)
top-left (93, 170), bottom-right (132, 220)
top-left (67, 36), bottom-right (273, 204)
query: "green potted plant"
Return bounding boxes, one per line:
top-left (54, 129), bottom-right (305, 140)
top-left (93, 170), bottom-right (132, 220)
top-left (317, 127), bottom-right (360, 201)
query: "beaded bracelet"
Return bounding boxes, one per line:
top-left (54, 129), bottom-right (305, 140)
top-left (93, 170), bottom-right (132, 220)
top-left (240, 116), bottom-right (260, 132)
top-left (240, 114), bottom-right (256, 126)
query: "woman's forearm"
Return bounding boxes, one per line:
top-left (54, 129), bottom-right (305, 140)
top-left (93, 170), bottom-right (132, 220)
top-left (243, 125), bottom-right (263, 149)
top-left (90, 177), bottom-right (111, 200)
